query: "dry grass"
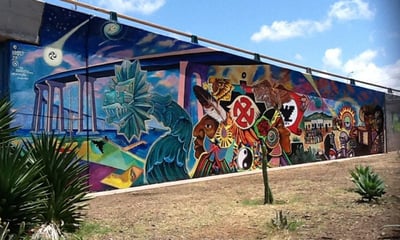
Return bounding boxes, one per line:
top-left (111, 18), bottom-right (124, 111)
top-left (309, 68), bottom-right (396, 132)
top-left (79, 151), bottom-right (400, 240)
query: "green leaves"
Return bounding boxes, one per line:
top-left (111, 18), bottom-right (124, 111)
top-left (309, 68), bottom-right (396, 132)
top-left (350, 165), bottom-right (386, 202)
top-left (271, 210), bottom-right (302, 231)
top-left (24, 133), bottom-right (91, 232)
top-left (0, 97), bottom-right (90, 238)
top-left (0, 143), bottom-right (47, 234)
top-left (0, 97), bottom-right (47, 235)
top-left (0, 98), bottom-right (19, 143)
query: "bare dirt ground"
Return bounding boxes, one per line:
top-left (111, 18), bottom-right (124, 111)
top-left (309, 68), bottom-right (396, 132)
top-left (85, 151), bottom-right (400, 240)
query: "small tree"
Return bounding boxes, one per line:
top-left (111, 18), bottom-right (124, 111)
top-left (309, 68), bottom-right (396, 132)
top-left (261, 143), bottom-right (273, 204)
top-left (350, 165), bottom-right (386, 202)
top-left (254, 115), bottom-right (274, 204)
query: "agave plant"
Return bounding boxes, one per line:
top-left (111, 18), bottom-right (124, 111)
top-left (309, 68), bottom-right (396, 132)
top-left (0, 217), bottom-right (27, 240)
top-left (0, 98), bottom-right (19, 143)
top-left (1, 97), bottom-right (91, 238)
top-left (0, 218), bottom-right (9, 240)
top-left (0, 98), bottom-right (48, 235)
top-left (24, 133), bottom-right (91, 234)
top-left (0, 143), bottom-right (48, 234)
top-left (350, 165), bottom-right (386, 202)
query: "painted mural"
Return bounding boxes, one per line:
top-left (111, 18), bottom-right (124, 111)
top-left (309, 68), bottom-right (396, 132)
top-left (5, 4), bottom-right (385, 192)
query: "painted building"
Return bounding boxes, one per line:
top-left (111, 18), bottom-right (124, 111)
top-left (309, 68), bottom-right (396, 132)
top-left (1, 1), bottom-right (399, 192)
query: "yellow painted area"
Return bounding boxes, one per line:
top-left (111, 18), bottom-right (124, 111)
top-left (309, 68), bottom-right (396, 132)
top-left (101, 166), bottom-right (143, 188)
top-left (188, 160), bottom-right (199, 178)
top-left (76, 141), bottom-right (102, 162)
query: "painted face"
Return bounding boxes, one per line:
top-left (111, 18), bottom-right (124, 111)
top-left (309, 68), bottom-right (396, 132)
top-left (339, 131), bottom-right (349, 144)
top-left (192, 115), bottom-right (219, 158)
top-left (344, 116), bottom-right (351, 129)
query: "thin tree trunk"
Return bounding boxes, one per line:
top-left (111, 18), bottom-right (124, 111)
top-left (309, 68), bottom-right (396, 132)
top-left (262, 143), bottom-right (273, 204)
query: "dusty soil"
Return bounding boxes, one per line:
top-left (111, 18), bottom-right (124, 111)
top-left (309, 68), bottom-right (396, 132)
top-left (85, 151), bottom-right (400, 240)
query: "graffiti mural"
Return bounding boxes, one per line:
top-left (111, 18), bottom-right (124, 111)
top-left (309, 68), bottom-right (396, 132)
top-left (4, 3), bottom-right (386, 192)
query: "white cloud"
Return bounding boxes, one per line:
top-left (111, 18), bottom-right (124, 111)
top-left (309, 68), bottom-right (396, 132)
top-left (323, 48), bottom-right (400, 91)
top-left (384, 60), bottom-right (400, 90)
top-left (328, 0), bottom-right (374, 21)
top-left (94, 0), bottom-right (165, 15)
top-left (251, 0), bottom-right (374, 42)
top-left (346, 56), bottom-right (400, 91)
top-left (294, 53), bottom-right (303, 61)
top-left (343, 49), bottom-right (377, 74)
top-left (251, 19), bottom-right (331, 42)
top-left (323, 48), bottom-right (342, 69)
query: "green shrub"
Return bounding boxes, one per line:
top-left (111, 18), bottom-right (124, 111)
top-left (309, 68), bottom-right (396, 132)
top-left (271, 210), bottom-right (288, 230)
top-left (0, 218), bottom-right (11, 240)
top-left (0, 98), bottom-right (19, 143)
top-left (25, 133), bottom-right (91, 234)
top-left (350, 165), bottom-right (386, 202)
top-left (0, 142), bottom-right (47, 234)
top-left (0, 98), bottom-right (47, 235)
top-left (0, 97), bottom-right (90, 238)
top-left (271, 210), bottom-right (302, 231)
top-left (0, 217), bottom-right (26, 240)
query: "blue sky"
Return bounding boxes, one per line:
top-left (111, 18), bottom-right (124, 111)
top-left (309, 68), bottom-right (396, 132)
top-left (46, 0), bottom-right (400, 92)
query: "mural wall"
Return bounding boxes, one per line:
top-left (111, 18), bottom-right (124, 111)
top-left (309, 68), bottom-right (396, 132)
top-left (4, 4), bottom-right (387, 192)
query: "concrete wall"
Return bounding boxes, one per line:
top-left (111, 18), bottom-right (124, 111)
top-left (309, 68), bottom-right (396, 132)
top-left (385, 94), bottom-right (400, 151)
top-left (0, 0), bottom-right (44, 44)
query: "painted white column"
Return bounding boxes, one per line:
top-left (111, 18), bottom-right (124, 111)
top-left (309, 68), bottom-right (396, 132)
top-left (88, 76), bottom-right (98, 133)
top-left (46, 80), bottom-right (66, 132)
top-left (45, 80), bottom-right (55, 132)
top-left (75, 74), bottom-right (85, 133)
top-left (75, 74), bottom-right (97, 133)
top-left (32, 83), bottom-right (48, 132)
